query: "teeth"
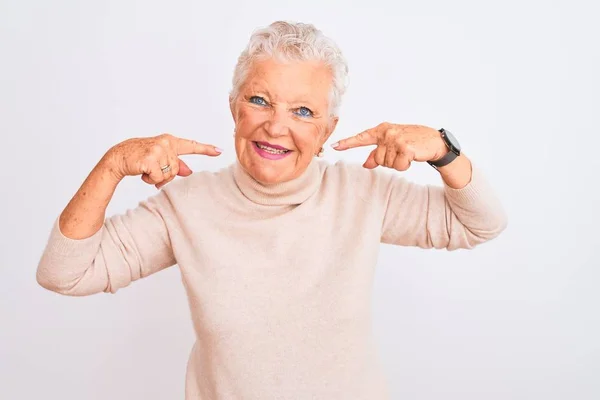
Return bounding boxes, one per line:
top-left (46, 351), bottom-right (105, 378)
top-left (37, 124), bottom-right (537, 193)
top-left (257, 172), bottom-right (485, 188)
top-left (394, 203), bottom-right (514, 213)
top-left (257, 143), bottom-right (288, 154)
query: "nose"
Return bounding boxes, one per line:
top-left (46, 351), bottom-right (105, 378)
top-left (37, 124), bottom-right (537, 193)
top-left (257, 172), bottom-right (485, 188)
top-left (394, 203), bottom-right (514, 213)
top-left (264, 107), bottom-right (290, 138)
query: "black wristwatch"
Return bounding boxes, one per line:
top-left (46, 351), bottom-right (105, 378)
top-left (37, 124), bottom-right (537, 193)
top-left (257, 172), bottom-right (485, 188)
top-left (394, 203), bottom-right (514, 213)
top-left (427, 128), bottom-right (461, 168)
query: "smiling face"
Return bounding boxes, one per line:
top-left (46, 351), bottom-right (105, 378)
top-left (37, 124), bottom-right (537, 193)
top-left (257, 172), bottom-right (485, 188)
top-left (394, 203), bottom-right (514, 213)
top-left (230, 58), bottom-right (338, 185)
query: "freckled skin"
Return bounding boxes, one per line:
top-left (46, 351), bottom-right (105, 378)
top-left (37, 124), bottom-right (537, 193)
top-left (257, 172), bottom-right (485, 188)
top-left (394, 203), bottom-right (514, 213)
top-left (57, 134), bottom-right (221, 240)
top-left (230, 59), bottom-right (339, 185)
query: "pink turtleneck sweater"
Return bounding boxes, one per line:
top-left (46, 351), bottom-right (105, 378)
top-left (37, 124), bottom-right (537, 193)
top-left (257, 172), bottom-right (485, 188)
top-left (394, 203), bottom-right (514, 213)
top-left (36, 159), bottom-right (507, 399)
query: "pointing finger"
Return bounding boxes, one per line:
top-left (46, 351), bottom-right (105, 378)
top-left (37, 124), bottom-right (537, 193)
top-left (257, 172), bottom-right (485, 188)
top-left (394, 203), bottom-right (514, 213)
top-left (176, 138), bottom-right (223, 156)
top-left (332, 129), bottom-right (379, 150)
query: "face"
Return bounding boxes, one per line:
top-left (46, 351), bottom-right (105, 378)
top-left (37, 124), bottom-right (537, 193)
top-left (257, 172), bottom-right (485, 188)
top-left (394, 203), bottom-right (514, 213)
top-left (230, 58), bottom-right (338, 184)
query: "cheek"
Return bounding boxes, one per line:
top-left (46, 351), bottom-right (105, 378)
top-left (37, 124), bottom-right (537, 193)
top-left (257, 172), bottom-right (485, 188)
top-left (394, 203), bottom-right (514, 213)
top-left (236, 108), bottom-right (265, 136)
top-left (293, 125), bottom-right (323, 154)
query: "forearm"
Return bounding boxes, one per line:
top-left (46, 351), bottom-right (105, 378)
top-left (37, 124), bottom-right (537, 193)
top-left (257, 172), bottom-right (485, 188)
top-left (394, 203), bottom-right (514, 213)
top-left (436, 153), bottom-right (472, 189)
top-left (59, 154), bottom-right (122, 240)
top-left (436, 153), bottom-right (507, 235)
top-left (439, 159), bottom-right (508, 247)
top-left (381, 156), bottom-right (507, 249)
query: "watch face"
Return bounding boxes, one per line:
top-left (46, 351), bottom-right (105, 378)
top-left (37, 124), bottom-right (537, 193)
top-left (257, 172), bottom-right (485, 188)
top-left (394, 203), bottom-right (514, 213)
top-left (443, 129), bottom-right (461, 152)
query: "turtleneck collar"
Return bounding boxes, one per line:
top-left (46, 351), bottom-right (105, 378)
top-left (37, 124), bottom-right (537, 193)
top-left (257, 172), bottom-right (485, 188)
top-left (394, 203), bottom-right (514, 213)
top-left (232, 159), bottom-right (322, 206)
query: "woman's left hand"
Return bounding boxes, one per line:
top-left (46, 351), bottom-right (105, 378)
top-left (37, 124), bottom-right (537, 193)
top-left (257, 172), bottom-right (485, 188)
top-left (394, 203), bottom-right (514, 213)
top-left (331, 123), bottom-right (448, 171)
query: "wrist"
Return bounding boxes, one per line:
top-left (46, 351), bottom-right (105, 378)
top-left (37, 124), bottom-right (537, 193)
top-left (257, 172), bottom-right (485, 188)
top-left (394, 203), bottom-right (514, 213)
top-left (437, 154), bottom-right (472, 189)
top-left (427, 128), bottom-right (461, 168)
top-left (98, 151), bottom-right (125, 184)
top-left (430, 140), bottom-right (450, 162)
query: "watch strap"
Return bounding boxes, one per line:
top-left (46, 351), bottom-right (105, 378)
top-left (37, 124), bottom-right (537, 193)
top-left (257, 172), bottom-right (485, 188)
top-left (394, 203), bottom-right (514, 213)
top-left (427, 150), bottom-right (458, 168)
top-left (428, 128), bottom-right (460, 168)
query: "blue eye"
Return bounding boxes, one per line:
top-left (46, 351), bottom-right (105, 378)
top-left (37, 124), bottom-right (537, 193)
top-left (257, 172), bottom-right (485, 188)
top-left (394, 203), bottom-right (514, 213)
top-left (295, 106), bottom-right (313, 118)
top-left (249, 96), bottom-right (267, 106)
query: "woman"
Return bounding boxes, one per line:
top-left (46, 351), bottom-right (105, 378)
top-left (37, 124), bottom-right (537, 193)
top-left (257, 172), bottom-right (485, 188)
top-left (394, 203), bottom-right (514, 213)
top-left (37, 21), bottom-right (507, 399)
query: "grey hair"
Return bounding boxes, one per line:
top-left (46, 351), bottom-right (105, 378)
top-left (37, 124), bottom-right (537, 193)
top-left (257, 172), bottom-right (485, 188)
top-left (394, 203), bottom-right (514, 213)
top-left (229, 21), bottom-right (349, 117)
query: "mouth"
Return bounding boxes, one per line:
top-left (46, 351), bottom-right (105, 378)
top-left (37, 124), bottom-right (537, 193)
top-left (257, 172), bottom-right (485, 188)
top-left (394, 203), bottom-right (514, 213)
top-left (252, 141), bottom-right (293, 160)
top-left (254, 141), bottom-right (291, 154)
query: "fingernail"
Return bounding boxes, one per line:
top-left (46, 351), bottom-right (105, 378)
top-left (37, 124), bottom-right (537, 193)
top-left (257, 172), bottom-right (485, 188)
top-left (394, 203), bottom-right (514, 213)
top-left (331, 142), bottom-right (339, 149)
top-left (215, 147), bottom-right (223, 153)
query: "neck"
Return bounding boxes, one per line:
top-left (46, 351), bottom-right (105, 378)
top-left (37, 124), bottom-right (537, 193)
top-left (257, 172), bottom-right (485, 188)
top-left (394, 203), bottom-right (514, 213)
top-left (232, 160), bottom-right (322, 206)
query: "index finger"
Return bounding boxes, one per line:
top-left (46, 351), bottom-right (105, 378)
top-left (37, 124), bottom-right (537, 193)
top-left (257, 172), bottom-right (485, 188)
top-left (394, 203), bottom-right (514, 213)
top-left (332, 128), bottom-right (379, 150)
top-left (176, 138), bottom-right (222, 156)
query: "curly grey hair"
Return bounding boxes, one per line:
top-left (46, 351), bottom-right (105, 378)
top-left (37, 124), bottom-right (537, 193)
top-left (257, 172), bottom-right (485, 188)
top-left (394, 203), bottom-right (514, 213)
top-left (229, 21), bottom-right (349, 117)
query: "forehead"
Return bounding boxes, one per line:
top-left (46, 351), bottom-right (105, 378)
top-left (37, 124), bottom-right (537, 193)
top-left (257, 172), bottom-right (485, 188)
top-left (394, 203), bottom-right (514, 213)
top-left (243, 58), bottom-right (332, 105)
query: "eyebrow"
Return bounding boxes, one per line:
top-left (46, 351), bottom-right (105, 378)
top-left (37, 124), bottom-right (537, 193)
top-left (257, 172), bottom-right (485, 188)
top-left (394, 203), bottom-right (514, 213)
top-left (245, 85), bottom-right (321, 110)
top-left (291, 97), bottom-right (318, 108)
top-left (245, 83), bottom-right (271, 98)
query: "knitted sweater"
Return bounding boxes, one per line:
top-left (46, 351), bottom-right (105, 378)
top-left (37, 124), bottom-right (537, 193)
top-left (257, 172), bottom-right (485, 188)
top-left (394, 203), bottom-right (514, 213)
top-left (36, 158), bottom-right (507, 399)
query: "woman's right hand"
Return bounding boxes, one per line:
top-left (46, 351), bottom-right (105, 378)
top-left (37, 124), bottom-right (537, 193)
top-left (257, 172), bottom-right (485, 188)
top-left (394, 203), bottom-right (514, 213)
top-left (104, 133), bottom-right (222, 189)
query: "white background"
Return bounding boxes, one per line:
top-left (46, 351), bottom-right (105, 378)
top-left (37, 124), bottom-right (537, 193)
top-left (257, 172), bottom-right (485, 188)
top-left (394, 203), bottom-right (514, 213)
top-left (1, 0), bottom-right (599, 399)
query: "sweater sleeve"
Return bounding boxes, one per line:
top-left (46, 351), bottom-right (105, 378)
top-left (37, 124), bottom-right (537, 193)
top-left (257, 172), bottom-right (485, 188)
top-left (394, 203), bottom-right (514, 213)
top-left (36, 189), bottom-right (178, 296)
top-left (379, 166), bottom-right (508, 250)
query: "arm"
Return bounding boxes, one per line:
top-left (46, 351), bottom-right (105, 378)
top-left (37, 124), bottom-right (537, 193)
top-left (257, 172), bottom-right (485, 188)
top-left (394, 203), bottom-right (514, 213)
top-left (332, 123), bottom-right (507, 250)
top-left (36, 155), bottom-right (177, 295)
top-left (436, 151), bottom-right (473, 190)
top-left (379, 156), bottom-right (507, 250)
top-left (36, 134), bottom-right (221, 295)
